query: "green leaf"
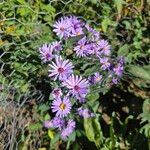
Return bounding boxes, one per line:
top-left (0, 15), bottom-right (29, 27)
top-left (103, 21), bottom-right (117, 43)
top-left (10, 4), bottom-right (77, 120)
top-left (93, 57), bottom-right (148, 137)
top-left (72, 142), bottom-right (80, 150)
top-left (17, 0), bottom-right (25, 4)
top-left (127, 65), bottom-right (150, 81)
top-left (122, 20), bottom-right (131, 30)
top-left (21, 83), bottom-right (29, 93)
top-left (50, 134), bottom-right (60, 149)
top-left (44, 114), bottom-right (50, 120)
top-left (68, 131), bottom-right (76, 142)
top-left (38, 104), bottom-right (50, 114)
top-left (17, 7), bottom-right (31, 17)
top-left (48, 129), bottom-right (55, 139)
top-left (101, 18), bottom-right (111, 32)
top-left (91, 0), bottom-right (98, 4)
top-left (87, 93), bottom-right (99, 101)
top-left (66, 132), bottom-right (76, 149)
top-left (142, 99), bottom-right (150, 115)
top-left (118, 44), bottom-right (129, 57)
top-left (28, 123), bottom-right (42, 131)
top-left (140, 123), bottom-right (150, 138)
top-left (84, 65), bottom-right (98, 76)
top-left (84, 117), bottom-right (103, 148)
top-left (114, 0), bottom-right (125, 16)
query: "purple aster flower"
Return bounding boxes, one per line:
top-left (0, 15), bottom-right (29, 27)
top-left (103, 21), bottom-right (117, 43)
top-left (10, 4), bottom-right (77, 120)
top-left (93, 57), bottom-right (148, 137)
top-left (52, 88), bottom-right (62, 99)
top-left (74, 37), bottom-right (91, 57)
top-left (77, 107), bottom-right (95, 118)
top-left (68, 16), bottom-right (84, 36)
top-left (67, 119), bottom-right (76, 129)
top-left (52, 117), bottom-right (65, 130)
top-left (43, 120), bottom-right (53, 128)
top-left (51, 41), bottom-right (62, 52)
top-left (51, 96), bottom-right (72, 118)
top-left (85, 24), bottom-right (100, 42)
top-left (62, 74), bottom-right (89, 100)
top-left (99, 57), bottom-right (110, 70)
top-left (39, 44), bottom-right (54, 62)
top-left (88, 72), bottom-right (102, 84)
top-left (43, 117), bottom-right (65, 130)
top-left (48, 56), bottom-right (74, 81)
top-left (118, 56), bottom-right (125, 65)
top-left (78, 97), bottom-right (86, 103)
top-left (87, 42), bottom-right (99, 55)
top-left (53, 17), bottom-right (71, 39)
top-left (60, 119), bottom-right (76, 140)
top-left (113, 64), bottom-right (123, 76)
top-left (97, 40), bottom-right (111, 56)
top-left (112, 77), bottom-right (118, 84)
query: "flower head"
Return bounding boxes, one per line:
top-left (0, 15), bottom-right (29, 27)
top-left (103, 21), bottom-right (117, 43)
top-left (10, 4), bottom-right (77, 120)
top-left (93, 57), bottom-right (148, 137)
top-left (112, 77), bottom-right (118, 84)
top-left (44, 117), bottom-right (65, 130)
top-left (89, 72), bottom-right (102, 84)
top-left (67, 16), bottom-right (84, 36)
top-left (51, 41), bottom-right (62, 52)
top-left (39, 44), bottom-right (54, 62)
top-left (85, 24), bottom-right (100, 42)
top-left (87, 42), bottom-right (99, 55)
top-left (52, 117), bottom-right (65, 130)
top-left (97, 40), bottom-right (111, 56)
top-left (51, 96), bottom-right (72, 118)
top-left (52, 88), bottom-right (62, 99)
top-left (113, 64), bottom-right (124, 76)
top-left (74, 37), bottom-right (91, 57)
top-left (77, 107), bottom-right (95, 118)
top-left (99, 57), bottom-right (110, 70)
top-left (62, 74), bottom-right (89, 100)
top-left (60, 119), bottom-right (76, 140)
top-left (53, 17), bottom-right (71, 39)
top-left (119, 56), bottom-right (125, 65)
top-left (43, 120), bottom-right (53, 128)
top-left (48, 56), bottom-right (74, 81)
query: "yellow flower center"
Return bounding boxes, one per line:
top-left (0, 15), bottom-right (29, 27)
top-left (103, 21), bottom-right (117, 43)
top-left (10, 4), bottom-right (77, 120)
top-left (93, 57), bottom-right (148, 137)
top-left (96, 77), bottom-right (101, 81)
top-left (80, 45), bottom-right (84, 49)
top-left (59, 103), bottom-right (66, 110)
top-left (76, 32), bottom-right (81, 35)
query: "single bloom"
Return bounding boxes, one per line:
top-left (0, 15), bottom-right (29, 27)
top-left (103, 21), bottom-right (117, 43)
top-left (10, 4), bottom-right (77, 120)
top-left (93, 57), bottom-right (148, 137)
top-left (52, 117), bottom-right (65, 130)
top-left (88, 72), bottom-right (102, 84)
top-left (51, 41), bottom-right (62, 52)
top-left (62, 74), bottom-right (89, 100)
top-left (67, 119), bottom-right (76, 129)
top-left (87, 42), bottom-right (99, 55)
top-left (85, 24), bottom-right (100, 42)
top-left (39, 43), bottom-right (53, 62)
top-left (97, 39), bottom-right (111, 56)
top-left (113, 64), bottom-right (123, 76)
top-left (112, 77), bottom-right (118, 84)
top-left (77, 96), bottom-right (86, 103)
top-left (99, 57), bottom-right (110, 70)
top-left (60, 119), bottom-right (76, 140)
top-left (77, 107), bottom-right (95, 118)
top-left (119, 56), bottom-right (125, 65)
top-left (52, 88), bottom-right (62, 99)
top-left (51, 96), bottom-right (72, 118)
top-left (48, 56), bottom-right (74, 81)
top-left (43, 117), bottom-right (65, 130)
top-left (43, 120), bottom-right (53, 128)
top-left (68, 16), bottom-right (84, 36)
top-left (74, 37), bottom-right (91, 57)
top-left (53, 17), bottom-right (71, 38)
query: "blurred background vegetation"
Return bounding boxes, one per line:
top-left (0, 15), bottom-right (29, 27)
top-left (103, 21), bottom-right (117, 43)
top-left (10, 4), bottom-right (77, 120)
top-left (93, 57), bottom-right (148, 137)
top-left (0, 0), bottom-right (150, 150)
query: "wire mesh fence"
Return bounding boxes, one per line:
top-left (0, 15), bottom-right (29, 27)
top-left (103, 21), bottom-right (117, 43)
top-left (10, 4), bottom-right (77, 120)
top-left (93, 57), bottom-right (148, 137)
top-left (0, 0), bottom-right (149, 149)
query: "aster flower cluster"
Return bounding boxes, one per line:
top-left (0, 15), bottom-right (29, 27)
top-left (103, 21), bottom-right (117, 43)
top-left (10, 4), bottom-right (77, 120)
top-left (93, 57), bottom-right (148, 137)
top-left (39, 15), bottom-right (124, 140)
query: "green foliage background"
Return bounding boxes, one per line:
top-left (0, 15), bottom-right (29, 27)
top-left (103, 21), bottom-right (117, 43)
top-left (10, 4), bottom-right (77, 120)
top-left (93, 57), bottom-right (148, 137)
top-left (0, 0), bottom-right (150, 150)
